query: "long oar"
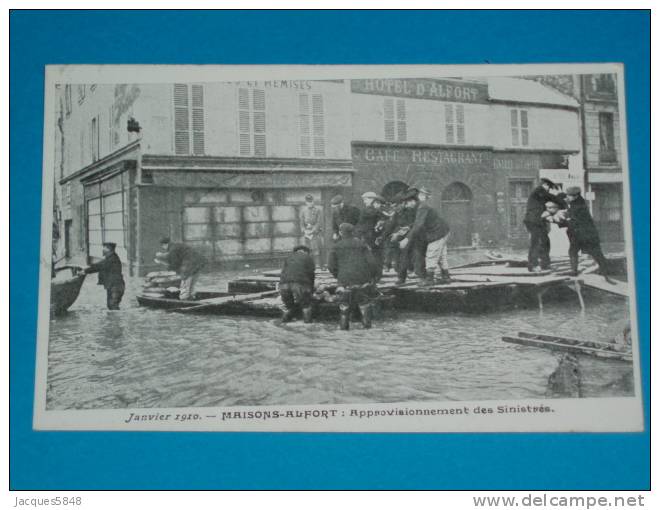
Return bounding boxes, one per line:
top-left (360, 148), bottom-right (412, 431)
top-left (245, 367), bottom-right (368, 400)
top-left (170, 290), bottom-right (280, 314)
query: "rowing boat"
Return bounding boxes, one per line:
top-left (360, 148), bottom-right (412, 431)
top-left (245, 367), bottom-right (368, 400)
top-left (51, 265), bottom-right (86, 316)
top-left (502, 331), bottom-right (632, 362)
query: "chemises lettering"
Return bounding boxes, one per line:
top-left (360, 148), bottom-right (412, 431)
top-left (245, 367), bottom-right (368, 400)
top-left (241, 80), bottom-right (313, 90)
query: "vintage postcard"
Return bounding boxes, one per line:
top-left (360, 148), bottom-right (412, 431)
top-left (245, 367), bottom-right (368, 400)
top-left (34, 64), bottom-right (643, 432)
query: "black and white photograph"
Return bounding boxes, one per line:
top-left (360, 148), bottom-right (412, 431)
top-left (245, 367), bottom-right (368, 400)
top-left (34, 64), bottom-right (642, 432)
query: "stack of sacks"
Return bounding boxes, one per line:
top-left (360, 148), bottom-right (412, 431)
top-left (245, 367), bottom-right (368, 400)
top-left (312, 283), bottom-right (338, 303)
top-left (141, 271), bottom-right (182, 298)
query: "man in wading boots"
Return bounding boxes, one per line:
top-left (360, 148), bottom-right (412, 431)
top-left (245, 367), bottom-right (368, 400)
top-left (83, 242), bottom-right (125, 310)
top-left (279, 245), bottom-right (316, 323)
top-left (328, 223), bottom-right (380, 330)
top-left (562, 186), bottom-right (613, 282)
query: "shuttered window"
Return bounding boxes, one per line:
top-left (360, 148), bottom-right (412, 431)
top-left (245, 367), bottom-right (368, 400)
top-left (90, 116), bottom-right (99, 162)
top-left (445, 104), bottom-right (465, 144)
top-left (298, 93), bottom-right (325, 157)
top-left (511, 108), bottom-right (529, 147)
top-left (173, 84), bottom-right (205, 155)
top-left (238, 88), bottom-right (267, 156)
top-left (384, 98), bottom-right (407, 142)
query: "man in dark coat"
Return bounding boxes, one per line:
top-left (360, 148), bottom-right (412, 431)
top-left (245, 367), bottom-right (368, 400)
top-left (563, 186), bottom-right (611, 279)
top-left (524, 178), bottom-right (566, 271)
top-left (330, 194), bottom-right (360, 241)
top-left (84, 242), bottom-right (125, 310)
top-left (398, 188), bottom-right (451, 285)
top-left (328, 223), bottom-right (380, 330)
top-left (156, 237), bottom-right (207, 300)
top-left (382, 192), bottom-right (416, 273)
top-left (279, 245), bottom-right (316, 323)
top-left (356, 191), bottom-right (387, 281)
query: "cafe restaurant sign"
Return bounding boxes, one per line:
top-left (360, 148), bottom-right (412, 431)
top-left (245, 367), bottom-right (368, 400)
top-left (353, 145), bottom-right (491, 169)
top-left (351, 78), bottom-right (489, 104)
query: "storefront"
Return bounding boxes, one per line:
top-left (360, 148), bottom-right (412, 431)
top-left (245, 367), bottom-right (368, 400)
top-left (351, 143), bottom-right (497, 247)
top-left (135, 154), bottom-right (353, 274)
top-left (494, 152), bottom-right (574, 248)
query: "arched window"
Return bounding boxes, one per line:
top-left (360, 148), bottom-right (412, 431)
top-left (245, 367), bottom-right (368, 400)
top-left (441, 182), bottom-right (473, 202)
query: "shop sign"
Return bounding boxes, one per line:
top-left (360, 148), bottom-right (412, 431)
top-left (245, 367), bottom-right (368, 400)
top-left (351, 78), bottom-right (489, 103)
top-left (353, 146), bottom-right (491, 169)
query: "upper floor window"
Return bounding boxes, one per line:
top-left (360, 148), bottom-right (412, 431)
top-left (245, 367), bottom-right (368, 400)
top-left (511, 109), bottom-right (529, 147)
top-left (77, 85), bottom-right (86, 105)
top-left (65, 85), bottom-right (72, 117)
top-left (591, 74), bottom-right (616, 95)
top-left (445, 104), bottom-right (466, 145)
top-left (384, 98), bottom-right (407, 142)
top-left (598, 112), bottom-right (617, 164)
top-left (238, 88), bottom-right (266, 157)
top-left (298, 93), bottom-right (325, 157)
top-left (173, 84), bottom-right (205, 156)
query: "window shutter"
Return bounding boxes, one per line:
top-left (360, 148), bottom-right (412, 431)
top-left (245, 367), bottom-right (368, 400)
top-left (511, 109), bottom-right (520, 146)
top-left (253, 89), bottom-right (266, 156)
top-left (445, 104), bottom-right (455, 144)
top-left (312, 94), bottom-right (325, 157)
top-left (299, 93), bottom-right (311, 157)
top-left (384, 98), bottom-right (395, 141)
top-left (174, 84), bottom-right (190, 155)
top-left (191, 85), bottom-right (205, 155)
top-left (456, 105), bottom-right (465, 144)
top-left (396, 99), bottom-right (407, 142)
top-left (238, 88), bottom-right (251, 155)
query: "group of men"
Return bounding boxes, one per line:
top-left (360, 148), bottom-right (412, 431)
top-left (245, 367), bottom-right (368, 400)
top-left (77, 178), bottom-right (610, 324)
top-left (524, 178), bottom-right (611, 279)
top-left (279, 187), bottom-right (453, 329)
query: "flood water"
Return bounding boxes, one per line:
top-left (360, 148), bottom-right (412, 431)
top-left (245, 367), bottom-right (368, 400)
top-left (46, 272), bottom-right (634, 410)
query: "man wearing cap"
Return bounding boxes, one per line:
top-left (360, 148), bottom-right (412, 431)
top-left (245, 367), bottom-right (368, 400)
top-left (155, 237), bottom-right (207, 300)
top-left (523, 178), bottom-right (566, 271)
top-left (399, 187), bottom-right (452, 285)
top-left (356, 191), bottom-right (387, 279)
top-left (563, 186), bottom-right (611, 279)
top-left (83, 242), bottom-right (125, 310)
top-left (300, 194), bottom-right (324, 266)
top-left (328, 222), bottom-right (380, 330)
top-left (279, 245), bottom-right (316, 323)
top-left (330, 194), bottom-right (360, 242)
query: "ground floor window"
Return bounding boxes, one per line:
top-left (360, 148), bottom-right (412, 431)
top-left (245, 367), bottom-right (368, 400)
top-left (591, 182), bottom-right (624, 243)
top-left (85, 175), bottom-right (128, 262)
top-left (181, 189), bottom-right (324, 263)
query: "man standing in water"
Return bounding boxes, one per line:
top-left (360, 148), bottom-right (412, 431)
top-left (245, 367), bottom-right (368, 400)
top-left (328, 223), bottom-right (380, 330)
top-left (84, 242), bottom-right (125, 310)
top-left (563, 186), bottom-right (612, 280)
top-left (156, 237), bottom-right (207, 300)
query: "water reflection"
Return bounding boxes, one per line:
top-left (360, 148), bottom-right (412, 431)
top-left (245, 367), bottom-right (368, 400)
top-left (46, 276), bottom-right (633, 410)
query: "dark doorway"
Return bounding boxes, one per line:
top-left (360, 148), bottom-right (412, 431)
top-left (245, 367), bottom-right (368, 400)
top-left (440, 182), bottom-right (473, 247)
top-left (591, 183), bottom-right (624, 243)
top-left (381, 181), bottom-right (409, 203)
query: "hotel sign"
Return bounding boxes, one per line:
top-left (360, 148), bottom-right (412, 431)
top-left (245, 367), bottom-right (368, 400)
top-left (351, 78), bottom-right (489, 104)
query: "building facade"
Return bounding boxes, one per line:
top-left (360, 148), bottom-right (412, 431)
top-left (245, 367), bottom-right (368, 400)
top-left (54, 75), bottom-right (584, 275)
top-left (580, 74), bottom-right (624, 245)
top-left (57, 80), bottom-right (353, 275)
top-left (349, 77), bottom-right (581, 248)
